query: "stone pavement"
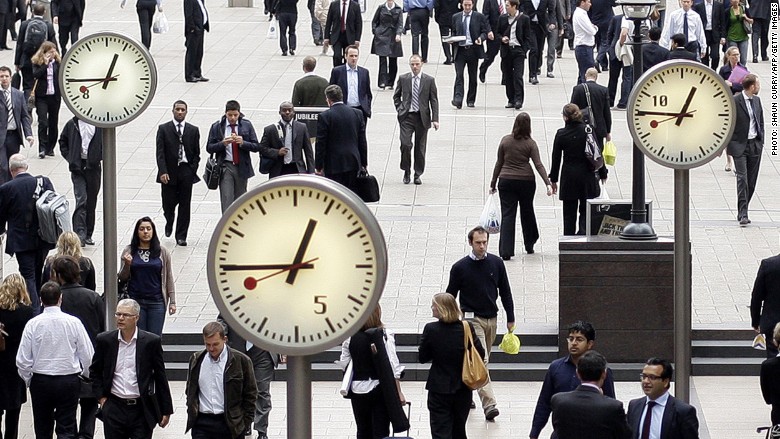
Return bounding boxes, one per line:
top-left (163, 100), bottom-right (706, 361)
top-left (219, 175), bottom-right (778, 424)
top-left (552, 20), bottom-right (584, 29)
top-left (0, 0), bottom-right (777, 437)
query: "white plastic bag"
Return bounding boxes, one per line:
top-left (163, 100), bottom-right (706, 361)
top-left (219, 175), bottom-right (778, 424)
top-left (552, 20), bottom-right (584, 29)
top-left (267, 19), bottom-right (279, 39)
top-left (594, 180), bottom-right (609, 200)
top-left (152, 12), bottom-right (169, 34)
top-left (479, 193), bottom-right (501, 234)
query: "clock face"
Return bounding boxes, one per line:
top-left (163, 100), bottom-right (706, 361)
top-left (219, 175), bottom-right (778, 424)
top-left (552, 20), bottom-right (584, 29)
top-left (628, 60), bottom-right (736, 170)
top-left (59, 31), bottom-right (157, 128)
top-left (207, 175), bottom-right (388, 356)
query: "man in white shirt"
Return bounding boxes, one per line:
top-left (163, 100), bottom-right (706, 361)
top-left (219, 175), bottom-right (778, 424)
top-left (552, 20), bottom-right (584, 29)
top-left (16, 281), bottom-right (94, 439)
top-left (572, 0), bottom-right (598, 83)
top-left (185, 321), bottom-right (258, 439)
top-left (659, 0), bottom-right (706, 59)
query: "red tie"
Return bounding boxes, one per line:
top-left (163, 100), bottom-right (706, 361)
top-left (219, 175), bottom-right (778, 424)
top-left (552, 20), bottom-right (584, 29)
top-left (230, 124), bottom-right (239, 165)
top-left (341, 0), bottom-right (347, 31)
top-left (641, 401), bottom-right (657, 439)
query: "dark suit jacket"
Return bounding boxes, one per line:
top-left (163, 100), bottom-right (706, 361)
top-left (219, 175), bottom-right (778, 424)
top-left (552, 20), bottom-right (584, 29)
top-left (606, 14), bottom-right (622, 61)
top-left (451, 11), bottom-right (490, 60)
top-left (329, 65), bottom-right (373, 119)
top-left (521, 0), bottom-right (553, 27)
top-left (315, 102), bottom-right (367, 175)
top-left (0, 86), bottom-right (33, 150)
top-left (570, 80), bottom-right (612, 139)
top-left (497, 12), bottom-right (533, 55)
top-left (549, 120), bottom-right (603, 200)
top-left (551, 385), bottom-right (632, 439)
top-left (727, 92), bottom-right (764, 156)
top-left (324, 0), bottom-right (362, 44)
top-left (434, 0), bottom-right (460, 25)
top-left (627, 395), bottom-right (699, 439)
top-left (0, 172), bottom-right (55, 255)
top-left (183, 0), bottom-right (210, 35)
top-left (588, 0), bottom-right (616, 26)
top-left (482, 0), bottom-right (503, 34)
top-left (667, 48), bottom-right (698, 61)
top-left (60, 283), bottom-right (105, 347)
top-left (393, 72), bottom-right (439, 128)
top-left (14, 17), bottom-right (56, 67)
top-left (693, 0), bottom-right (724, 42)
top-left (156, 120), bottom-right (201, 185)
top-left (751, 255), bottom-right (780, 338)
top-left (746, 0), bottom-right (771, 19)
top-left (292, 74), bottom-right (330, 107)
top-left (89, 329), bottom-right (174, 430)
top-left (51, 0), bottom-right (84, 26)
top-left (258, 120), bottom-right (314, 177)
top-left (418, 320), bottom-right (484, 394)
top-left (761, 356), bottom-right (780, 411)
top-left (642, 42), bottom-right (670, 73)
top-left (206, 115), bottom-right (261, 179)
top-left (59, 117), bottom-right (103, 172)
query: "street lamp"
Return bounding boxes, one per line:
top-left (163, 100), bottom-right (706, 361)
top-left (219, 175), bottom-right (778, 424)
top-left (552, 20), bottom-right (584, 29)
top-left (618, 0), bottom-right (658, 240)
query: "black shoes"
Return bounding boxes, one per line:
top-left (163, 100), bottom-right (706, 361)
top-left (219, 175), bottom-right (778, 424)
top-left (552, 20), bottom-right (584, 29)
top-left (443, 58), bottom-right (453, 65)
top-left (525, 245), bottom-right (535, 254)
top-left (514, 102), bottom-right (522, 110)
top-left (290, 50), bottom-right (295, 55)
top-left (177, 239), bottom-right (188, 246)
top-left (46, 151), bottom-right (54, 157)
top-left (451, 100), bottom-right (462, 109)
top-left (479, 70), bottom-right (486, 83)
top-left (485, 407), bottom-right (500, 421)
top-left (84, 238), bottom-right (95, 246)
top-left (739, 217), bottom-right (751, 226)
top-left (505, 102), bottom-right (514, 108)
top-left (529, 76), bottom-right (539, 85)
top-left (467, 102), bottom-right (475, 107)
top-left (38, 152), bottom-right (45, 159)
top-left (187, 77), bottom-right (209, 82)
top-left (546, 72), bottom-right (555, 78)
top-left (403, 171), bottom-right (410, 184)
top-left (413, 175), bottom-right (422, 185)
top-left (753, 57), bottom-right (758, 63)
top-left (282, 51), bottom-right (288, 56)
top-left (501, 255), bottom-right (511, 261)
top-left (165, 224), bottom-right (173, 238)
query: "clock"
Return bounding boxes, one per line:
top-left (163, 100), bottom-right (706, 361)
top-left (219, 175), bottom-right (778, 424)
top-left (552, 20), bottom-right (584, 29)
top-left (628, 59), bottom-right (736, 170)
top-left (207, 175), bottom-right (388, 356)
top-left (58, 31), bottom-right (157, 128)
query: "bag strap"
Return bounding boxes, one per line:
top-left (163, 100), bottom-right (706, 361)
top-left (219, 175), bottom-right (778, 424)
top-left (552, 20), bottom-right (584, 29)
top-left (30, 79), bottom-right (38, 97)
top-left (33, 176), bottom-right (44, 200)
top-left (462, 320), bottom-right (471, 350)
top-left (583, 83), bottom-right (595, 129)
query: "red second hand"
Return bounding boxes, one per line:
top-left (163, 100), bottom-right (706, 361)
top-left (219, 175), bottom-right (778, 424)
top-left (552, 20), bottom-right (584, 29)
top-left (243, 257), bottom-right (319, 290)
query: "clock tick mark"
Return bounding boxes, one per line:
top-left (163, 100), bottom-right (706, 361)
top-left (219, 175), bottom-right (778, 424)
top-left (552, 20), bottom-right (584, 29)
top-left (347, 227), bottom-right (363, 237)
top-left (348, 295), bottom-right (364, 305)
top-left (259, 317), bottom-right (268, 332)
top-left (325, 317), bottom-right (336, 332)
top-left (293, 190), bottom-right (298, 207)
top-left (228, 227), bottom-right (245, 238)
top-left (255, 200), bottom-right (266, 215)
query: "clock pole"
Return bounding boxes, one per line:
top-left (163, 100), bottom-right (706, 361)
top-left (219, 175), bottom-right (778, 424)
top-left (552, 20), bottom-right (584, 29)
top-left (287, 356), bottom-right (312, 438)
top-left (673, 170), bottom-right (692, 402)
top-left (103, 127), bottom-right (118, 330)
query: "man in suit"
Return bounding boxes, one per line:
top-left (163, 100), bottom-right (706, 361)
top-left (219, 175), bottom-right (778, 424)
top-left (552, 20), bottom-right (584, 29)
top-left (315, 84), bottom-right (367, 193)
top-left (760, 323), bottom-right (780, 425)
top-left (747, 0), bottom-right (770, 63)
top-left (551, 350), bottom-right (631, 439)
top-left (570, 67), bottom-right (611, 147)
top-left (693, 0), bottom-right (723, 70)
top-left (0, 66), bottom-right (33, 184)
top-left (666, 33), bottom-right (697, 60)
top-left (0, 154), bottom-right (55, 313)
top-left (329, 45), bottom-right (373, 122)
top-left (393, 54), bottom-right (439, 185)
top-left (478, 0), bottom-right (505, 83)
top-left (323, 0), bottom-right (362, 66)
top-left (51, 0), bottom-right (84, 52)
top-left (292, 56), bottom-right (329, 107)
top-left (641, 27), bottom-right (669, 74)
top-left (626, 358), bottom-right (700, 439)
top-left (659, 0), bottom-right (705, 59)
top-left (14, 5), bottom-right (56, 98)
top-left (727, 74), bottom-right (763, 226)
top-left (183, 0), bottom-right (210, 82)
top-left (59, 116), bottom-right (102, 247)
top-left (434, 0), bottom-right (460, 64)
top-left (521, 0), bottom-right (554, 84)
top-left (498, 0), bottom-right (532, 109)
top-left (185, 321), bottom-right (258, 439)
top-left (587, 0), bottom-right (615, 71)
top-left (156, 100), bottom-right (201, 246)
top-left (604, 14), bottom-right (622, 107)
top-left (751, 251), bottom-right (780, 358)
top-left (273, 0), bottom-right (298, 56)
top-left (90, 298), bottom-right (174, 439)
top-left (406, 0), bottom-right (433, 62)
top-left (206, 100), bottom-right (261, 213)
top-left (258, 102), bottom-right (314, 178)
top-left (450, 0), bottom-right (489, 108)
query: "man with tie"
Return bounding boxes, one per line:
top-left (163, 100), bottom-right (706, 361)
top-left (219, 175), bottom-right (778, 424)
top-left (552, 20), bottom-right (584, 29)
top-left (323, 0), bottom-right (362, 66)
top-left (0, 66), bottom-right (33, 185)
top-left (258, 102), bottom-right (314, 178)
top-left (626, 358), bottom-right (700, 439)
top-left (329, 46), bottom-right (373, 122)
top-left (478, 0), bottom-right (506, 84)
top-left (659, 0), bottom-right (705, 59)
top-left (183, 0), bottom-right (210, 82)
top-left (393, 54), bottom-right (439, 185)
top-left (497, 0), bottom-right (532, 109)
top-left (693, 0), bottom-right (724, 70)
top-left (727, 74), bottom-right (764, 226)
top-left (450, 0), bottom-right (489, 109)
top-left (156, 100), bottom-right (201, 246)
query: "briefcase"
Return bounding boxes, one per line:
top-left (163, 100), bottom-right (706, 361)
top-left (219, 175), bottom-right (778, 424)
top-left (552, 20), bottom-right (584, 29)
top-left (259, 156), bottom-right (278, 175)
top-left (203, 154), bottom-right (222, 190)
top-left (355, 169), bottom-right (380, 203)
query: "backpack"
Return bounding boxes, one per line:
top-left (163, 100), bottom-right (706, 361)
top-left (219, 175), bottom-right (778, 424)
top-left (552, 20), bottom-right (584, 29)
top-left (23, 18), bottom-right (48, 55)
top-left (33, 177), bottom-right (71, 244)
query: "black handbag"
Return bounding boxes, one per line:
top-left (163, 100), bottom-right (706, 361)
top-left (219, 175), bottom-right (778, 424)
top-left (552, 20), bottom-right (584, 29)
top-left (11, 72), bottom-right (20, 90)
top-left (118, 278), bottom-right (130, 301)
top-left (203, 154), bottom-right (222, 190)
top-left (355, 168), bottom-right (380, 203)
top-left (259, 156), bottom-right (278, 175)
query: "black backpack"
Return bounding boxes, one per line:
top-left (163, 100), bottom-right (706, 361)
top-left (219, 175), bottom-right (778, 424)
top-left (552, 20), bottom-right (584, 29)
top-left (23, 18), bottom-right (47, 55)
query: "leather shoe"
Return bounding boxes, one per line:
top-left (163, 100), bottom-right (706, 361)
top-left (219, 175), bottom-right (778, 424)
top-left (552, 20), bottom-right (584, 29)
top-left (451, 100), bottom-right (462, 109)
top-left (485, 407), bottom-right (500, 421)
top-left (85, 238), bottom-right (95, 246)
top-left (177, 239), bottom-right (188, 246)
top-left (546, 72), bottom-right (555, 78)
top-left (403, 171), bottom-right (410, 184)
top-left (197, 77), bottom-right (209, 82)
top-left (185, 77), bottom-right (198, 83)
top-left (739, 217), bottom-right (750, 226)
top-left (525, 246), bottom-right (534, 254)
top-left (38, 152), bottom-right (45, 159)
top-left (165, 224), bottom-right (173, 238)
top-left (505, 102), bottom-right (514, 108)
top-left (501, 255), bottom-right (511, 261)
top-left (753, 57), bottom-right (758, 63)
top-left (45, 151), bottom-right (54, 157)
top-left (466, 102), bottom-right (475, 107)
top-left (290, 50), bottom-right (295, 55)
top-left (470, 401), bottom-right (476, 409)
top-left (443, 58), bottom-right (453, 65)
top-left (514, 102), bottom-right (522, 110)
top-left (479, 70), bottom-right (486, 83)
top-left (529, 76), bottom-right (539, 85)
top-left (413, 176), bottom-right (421, 185)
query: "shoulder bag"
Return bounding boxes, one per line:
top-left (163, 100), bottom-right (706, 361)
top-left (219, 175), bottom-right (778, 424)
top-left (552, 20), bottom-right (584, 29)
top-left (202, 153), bottom-right (222, 190)
top-left (461, 320), bottom-right (489, 390)
top-left (27, 79), bottom-right (38, 109)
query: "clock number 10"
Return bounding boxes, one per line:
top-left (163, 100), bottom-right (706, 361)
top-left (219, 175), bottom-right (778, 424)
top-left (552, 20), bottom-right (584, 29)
top-left (652, 95), bottom-right (668, 107)
top-left (314, 295), bottom-right (327, 314)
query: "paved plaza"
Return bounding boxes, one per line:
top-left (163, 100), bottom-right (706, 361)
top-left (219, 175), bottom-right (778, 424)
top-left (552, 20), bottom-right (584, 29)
top-left (0, 0), bottom-right (778, 437)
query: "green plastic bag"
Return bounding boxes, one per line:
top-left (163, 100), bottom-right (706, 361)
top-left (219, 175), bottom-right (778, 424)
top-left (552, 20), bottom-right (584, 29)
top-left (603, 140), bottom-right (617, 166)
top-left (499, 328), bottom-right (521, 354)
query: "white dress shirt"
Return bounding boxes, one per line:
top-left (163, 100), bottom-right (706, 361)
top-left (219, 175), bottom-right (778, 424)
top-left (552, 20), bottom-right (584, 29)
top-left (78, 120), bottom-right (95, 159)
top-left (743, 92), bottom-right (758, 140)
top-left (112, 328), bottom-right (141, 398)
top-left (659, 8), bottom-right (706, 51)
top-left (339, 329), bottom-right (404, 394)
top-left (173, 120), bottom-right (188, 164)
top-left (573, 7), bottom-right (597, 47)
top-left (638, 391), bottom-right (670, 439)
top-left (15, 306), bottom-right (94, 386)
top-left (198, 345), bottom-right (228, 414)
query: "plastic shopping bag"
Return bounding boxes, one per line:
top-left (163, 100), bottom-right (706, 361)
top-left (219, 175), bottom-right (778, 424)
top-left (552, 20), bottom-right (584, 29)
top-left (594, 180), bottom-right (609, 200)
top-left (152, 12), bottom-right (169, 34)
top-left (603, 140), bottom-right (617, 166)
top-left (479, 193), bottom-right (501, 234)
top-left (753, 333), bottom-right (767, 350)
top-left (499, 328), bottom-right (521, 354)
top-left (267, 19), bottom-right (279, 39)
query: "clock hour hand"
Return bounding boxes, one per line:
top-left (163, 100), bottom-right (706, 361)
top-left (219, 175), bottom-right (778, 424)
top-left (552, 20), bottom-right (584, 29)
top-left (221, 263), bottom-right (315, 271)
top-left (243, 258), bottom-right (319, 290)
top-left (286, 219), bottom-right (318, 285)
top-left (675, 87), bottom-right (697, 126)
top-left (102, 54), bottom-right (119, 90)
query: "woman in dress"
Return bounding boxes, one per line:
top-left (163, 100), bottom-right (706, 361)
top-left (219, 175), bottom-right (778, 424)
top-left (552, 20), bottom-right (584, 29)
top-left (118, 216), bottom-right (176, 336)
top-left (0, 273), bottom-right (34, 439)
top-left (371, 0), bottom-right (404, 89)
top-left (549, 103), bottom-right (602, 236)
top-left (30, 41), bottom-right (61, 159)
top-left (725, 0), bottom-right (752, 66)
top-left (419, 293), bottom-right (484, 439)
top-left (42, 231), bottom-right (96, 291)
top-left (718, 46), bottom-right (746, 171)
top-left (490, 112), bottom-right (552, 258)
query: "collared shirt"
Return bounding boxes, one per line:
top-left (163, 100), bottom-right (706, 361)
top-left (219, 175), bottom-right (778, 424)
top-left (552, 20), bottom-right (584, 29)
top-left (281, 119), bottom-right (293, 164)
top-left (15, 306), bottom-right (94, 386)
top-left (46, 61), bottom-right (55, 95)
top-left (573, 7), bottom-right (597, 47)
top-left (743, 91), bottom-right (758, 139)
top-left (112, 328), bottom-right (141, 398)
top-left (638, 391), bottom-right (670, 439)
top-left (78, 120), bottom-right (95, 159)
top-left (531, 0), bottom-right (540, 21)
top-left (174, 120), bottom-right (188, 164)
top-left (3, 87), bottom-right (17, 131)
top-left (198, 345), bottom-right (228, 414)
top-left (346, 66), bottom-right (360, 107)
top-left (509, 11), bottom-right (521, 46)
top-left (468, 250), bottom-right (487, 261)
top-left (705, 0), bottom-right (713, 30)
top-left (224, 122), bottom-right (237, 162)
top-left (339, 330), bottom-right (404, 394)
top-left (660, 8), bottom-right (706, 49)
top-left (385, 1), bottom-right (395, 10)
top-left (462, 13), bottom-right (473, 46)
top-left (196, 0), bottom-right (208, 25)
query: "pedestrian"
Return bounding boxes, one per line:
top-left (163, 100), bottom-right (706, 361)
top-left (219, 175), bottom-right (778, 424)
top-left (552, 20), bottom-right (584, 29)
top-left (183, 0), bottom-right (210, 82)
top-left (51, 0), bottom-right (85, 52)
top-left (258, 102), bottom-right (314, 178)
top-left (489, 112), bottom-right (551, 258)
top-left (724, 0), bottom-right (751, 66)
top-left (121, 0), bottom-right (162, 49)
top-left (156, 100), bottom-right (201, 246)
top-left (760, 323), bottom-right (780, 425)
top-left (42, 231), bottom-right (97, 291)
top-left (477, 0), bottom-right (505, 84)
top-left (313, 0), bottom-right (330, 54)
top-left (693, 0), bottom-right (725, 70)
top-left (329, 45), bottom-right (373, 121)
top-left (406, 0), bottom-right (432, 62)
top-left (446, 225), bottom-right (514, 421)
top-left (13, 4), bottom-right (56, 99)
top-left (543, 0), bottom-right (564, 78)
top-left (587, 0), bottom-right (613, 73)
top-left (520, 0), bottom-right (554, 84)
top-left (118, 216), bottom-right (177, 336)
top-left (30, 41), bottom-right (60, 159)
top-left (751, 248), bottom-right (780, 358)
top-left (570, 67), bottom-right (611, 146)
top-left (0, 67), bottom-right (33, 185)
top-left (728, 74), bottom-right (763, 226)
top-left (274, 0), bottom-right (298, 56)
top-left (748, 0), bottom-right (769, 63)
top-left (419, 293), bottom-right (485, 438)
top-left (450, 0), bottom-right (489, 109)
top-left (667, 33), bottom-right (698, 60)
top-left (571, 0), bottom-right (597, 84)
top-left (323, 0), bottom-right (362, 66)
top-left (370, 0), bottom-right (404, 90)
top-left (497, 0), bottom-right (532, 110)
top-left (292, 56), bottom-right (330, 107)
top-left (433, 0), bottom-right (459, 64)
top-left (659, 0), bottom-right (706, 59)
top-left (640, 26), bottom-right (669, 74)
top-left (717, 46), bottom-right (743, 172)
top-left (308, 0), bottom-right (323, 46)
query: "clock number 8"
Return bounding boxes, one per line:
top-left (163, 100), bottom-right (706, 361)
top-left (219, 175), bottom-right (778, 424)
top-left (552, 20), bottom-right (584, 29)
top-left (314, 295), bottom-right (327, 314)
top-left (652, 95), bottom-right (667, 107)
top-left (78, 86), bottom-right (89, 100)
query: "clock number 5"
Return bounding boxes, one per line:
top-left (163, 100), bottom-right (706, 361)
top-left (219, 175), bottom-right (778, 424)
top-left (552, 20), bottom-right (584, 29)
top-left (314, 295), bottom-right (327, 314)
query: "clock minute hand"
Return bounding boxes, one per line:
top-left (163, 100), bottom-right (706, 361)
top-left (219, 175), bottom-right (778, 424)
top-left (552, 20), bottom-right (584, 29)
top-left (675, 87), bottom-right (697, 126)
top-left (102, 54), bottom-right (119, 90)
top-left (286, 219), bottom-right (318, 285)
top-left (636, 110), bottom-right (695, 117)
top-left (221, 263), bottom-right (315, 271)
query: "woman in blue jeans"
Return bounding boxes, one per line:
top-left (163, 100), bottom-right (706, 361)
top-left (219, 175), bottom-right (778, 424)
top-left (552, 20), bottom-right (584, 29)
top-left (119, 216), bottom-right (176, 336)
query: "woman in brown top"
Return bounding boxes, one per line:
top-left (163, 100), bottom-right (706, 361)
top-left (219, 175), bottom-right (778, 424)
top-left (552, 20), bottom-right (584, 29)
top-left (490, 113), bottom-right (552, 259)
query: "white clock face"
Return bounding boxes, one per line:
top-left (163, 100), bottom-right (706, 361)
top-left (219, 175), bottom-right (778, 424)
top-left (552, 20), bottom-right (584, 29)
top-left (207, 175), bottom-right (388, 356)
top-left (59, 32), bottom-right (157, 128)
top-left (628, 60), bottom-right (736, 170)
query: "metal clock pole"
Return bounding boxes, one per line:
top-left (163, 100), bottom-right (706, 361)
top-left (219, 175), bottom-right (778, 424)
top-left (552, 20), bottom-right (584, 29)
top-left (673, 169), bottom-right (691, 402)
top-left (103, 127), bottom-right (118, 330)
top-left (287, 355), bottom-right (312, 439)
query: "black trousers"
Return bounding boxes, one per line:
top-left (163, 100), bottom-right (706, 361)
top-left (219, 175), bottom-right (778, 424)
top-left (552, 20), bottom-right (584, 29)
top-left (0, 406), bottom-right (21, 439)
top-left (497, 178), bottom-right (539, 257)
top-left (78, 397), bottom-right (99, 439)
top-left (438, 23), bottom-right (453, 62)
top-left (399, 112), bottom-right (428, 176)
top-left (16, 247), bottom-right (47, 313)
top-left (702, 29), bottom-right (720, 70)
top-left (101, 397), bottom-right (152, 439)
top-left (30, 373), bottom-right (80, 439)
top-left (378, 56), bottom-right (398, 88)
top-left (161, 163), bottom-right (195, 241)
top-left (562, 198), bottom-right (588, 235)
top-left (734, 139), bottom-right (762, 221)
top-left (350, 387), bottom-right (390, 439)
top-left (58, 22), bottom-right (80, 53)
top-left (326, 169), bottom-right (358, 194)
top-left (0, 12), bottom-right (7, 49)
top-left (427, 388), bottom-right (471, 439)
top-left (409, 8), bottom-right (430, 61)
top-left (278, 12), bottom-right (297, 53)
top-left (191, 413), bottom-right (235, 439)
top-left (184, 30), bottom-right (204, 80)
top-left (480, 38), bottom-right (501, 77)
top-left (751, 18), bottom-right (769, 60)
top-left (453, 46), bottom-right (479, 105)
top-left (1, 129), bottom-right (22, 184)
top-left (70, 164), bottom-right (102, 242)
top-left (35, 94), bottom-right (60, 154)
top-left (332, 34), bottom-right (349, 66)
top-left (136, 5), bottom-right (155, 49)
top-left (607, 56), bottom-right (621, 107)
top-left (501, 47), bottom-right (525, 105)
top-left (528, 21), bottom-right (545, 77)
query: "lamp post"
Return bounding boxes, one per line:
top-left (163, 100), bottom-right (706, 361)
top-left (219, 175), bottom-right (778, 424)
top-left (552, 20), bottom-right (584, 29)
top-left (618, 0), bottom-right (658, 240)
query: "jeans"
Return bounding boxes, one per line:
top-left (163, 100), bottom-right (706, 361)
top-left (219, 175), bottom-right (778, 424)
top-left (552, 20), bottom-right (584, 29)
top-left (71, 165), bottom-right (102, 242)
top-left (135, 297), bottom-right (166, 336)
top-left (617, 65), bottom-right (633, 108)
top-left (574, 45), bottom-right (595, 84)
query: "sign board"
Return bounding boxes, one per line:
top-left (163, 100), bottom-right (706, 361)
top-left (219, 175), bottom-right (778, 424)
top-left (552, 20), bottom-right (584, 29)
top-left (586, 199), bottom-right (653, 236)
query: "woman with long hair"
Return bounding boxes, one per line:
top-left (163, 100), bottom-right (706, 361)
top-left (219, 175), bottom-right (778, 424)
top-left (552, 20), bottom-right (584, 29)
top-left (42, 231), bottom-right (96, 291)
top-left (30, 41), bottom-right (61, 159)
top-left (118, 216), bottom-right (176, 335)
top-left (0, 273), bottom-right (33, 439)
top-left (718, 46), bottom-right (745, 172)
top-left (490, 112), bottom-right (552, 258)
top-left (725, 0), bottom-right (752, 66)
top-left (370, 0), bottom-right (404, 89)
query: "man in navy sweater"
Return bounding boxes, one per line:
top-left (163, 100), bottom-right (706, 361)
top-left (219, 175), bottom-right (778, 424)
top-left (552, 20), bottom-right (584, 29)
top-left (446, 225), bottom-right (515, 421)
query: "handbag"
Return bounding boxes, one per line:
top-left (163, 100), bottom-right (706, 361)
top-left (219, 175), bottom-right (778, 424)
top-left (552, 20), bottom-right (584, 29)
top-left (461, 321), bottom-right (489, 390)
top-left (27, 79), bottom-right (38, 108)
top-left (354, 168), bottom-right (380, 202)
top-left (584, 125), bottom-right (604, 171)
top-left (117, 278), bottom-right (130, 301)
top-left (202, 154), bottom-right (223, 190)
top-left (742, 10), bottom-right (752, 34)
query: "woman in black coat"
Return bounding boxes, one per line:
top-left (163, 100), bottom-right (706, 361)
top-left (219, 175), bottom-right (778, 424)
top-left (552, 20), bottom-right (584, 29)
top-left (419, 293), bottom-right (485, 439)
top-left (548, 103), bottom-right (603, 236)
top-left (30, 41), bottom-right (61, 159)
top-left (0, 273), bottom-right (34, 439)
top-left (371, 0), bottom-right (404, 89)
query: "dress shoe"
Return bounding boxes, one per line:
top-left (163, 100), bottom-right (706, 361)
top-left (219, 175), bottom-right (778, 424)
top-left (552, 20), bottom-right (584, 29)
top-left (165, 224), bottom-right (173, 238)
top-left (268, 15), bottom-right (273, 21)
top-left (413, 175), bottom-right (422, 185)
top-left (739, 217), bottom-right (750, 226)
top-left (45, 151), bottom-right (54, 157)
top-left (467, 102), bottom-right (475, 107)
top-left (177, 239), bottom-right (188, 246)
top-left (84, 238), bottom-right (95, 246)
top-left (479, 70), bottom-right (486, 83)
top-left (556, 53), bottom-right (562, 58)
top-left (451, 100), bottom-right (462, 109)
top-left (314, 39), bottom-right (323, 46)
top-left (38, 152), bottom-right (45, 159)
top-left (290, 50), bottom-right (295, 55)
top-left (197, 77), bottom-right (209, 82)
top-left (595, 64), bottom-right (601, 73)
top-left (525, 245), bottom-right (535, 254)
top-left (443, 58), bottom-right (453, 65)
top-left (282, 51), bottom-right (288, 56)
top-left (422, 59), bottom-right (428, 63)
top-left (505, 102), bottom-right (515, 108)
top-left (546, 72), bottom-right (555, 78)
top-left (514, 102), bottom-right (522, 110)
top-left (387, 85), bottom-right (393, 90)
top-left (0, 46), bottom-right (10, 51)
top-left (403, 171), bottom-right (410, 184)
top-left (485, 407), bottom-right (500, 421)
top-left (763, 56), bottom-right (769, 61)
top-left (185, 77), bottom-right (199, 83)
top-left (602, 65), bottom-right (608, 72)
top-left (470, 401), bottom-right (476, 409)
top-left (501, 255), bottom-right (511, 261)
top-left (80, 239), bottom-right (86, 248)
top-left (529, 76), bottom-right (539, 85)
top-left (379, 83), bottom-right (386, 89)
top-left (753, 56), bottom-right (758, 63)
top-left (615, 104), bottom-right (627, 110)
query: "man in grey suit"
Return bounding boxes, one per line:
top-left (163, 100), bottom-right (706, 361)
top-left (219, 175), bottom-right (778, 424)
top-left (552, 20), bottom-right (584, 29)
top-left (0, 66), bottom-right (33, 184)
top-left (258, 102), bottom-right (314, 178)
top-left (393, 54), bottom-right (439, 185)
top-left (727, 74), bottom-right (763, 226)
